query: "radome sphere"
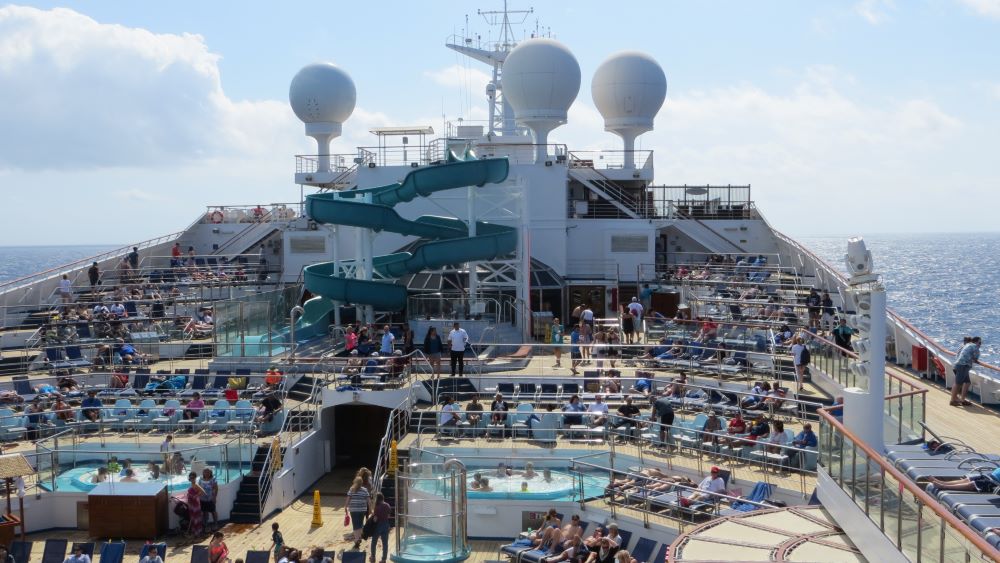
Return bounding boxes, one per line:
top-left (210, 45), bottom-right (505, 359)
top-left (501, 38), bottom-right (581, 124)
top-left (289, 63), bottom-right (357, 125)
top-left (591, 51), bottom-right (667, 132)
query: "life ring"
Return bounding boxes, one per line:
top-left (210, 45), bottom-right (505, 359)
top-left (209, 211), bottom-right (224, 224)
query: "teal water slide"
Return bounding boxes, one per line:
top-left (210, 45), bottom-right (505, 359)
top-left (298, 155), bottom-right (514, 332)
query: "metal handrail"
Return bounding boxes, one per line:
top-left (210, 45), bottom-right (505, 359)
top-left (372, 405), bottom-right (411, 499)
top-left (772, 229), bottom-right (1000, 377)
top-left (816, 405), bottom-right (1000, 560)
top-left (255, 372), bottom-right (322, 519)
top-left (211, 211), bottom-right (282, 258)
top-left (0, 231), bottom-right (183, 294)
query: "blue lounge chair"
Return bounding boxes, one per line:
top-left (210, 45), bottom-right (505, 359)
top-left (189, 546), bottom-right (208, 563)
top-left (100, 544), bottom-right (126, 563)
top-left (652, 544), bottom-right (668, 563)
top-left (64, 345), bottom-right (91, 368)
top-left (41, 539), bottom-right (68, 563)
top-left (10, 541), bottom-right (31, 563)
top-left (245, 551), bottom-right (270, 563)
top-left (628, 538), bottom-right (656, 563)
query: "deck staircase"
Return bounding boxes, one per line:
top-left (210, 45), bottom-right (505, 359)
top-left (568, 167), bottom-right (646, 219)
top-left (229, 443), bottom-right (284, 524)
top-left (668, 215), bottom-right (746, 254)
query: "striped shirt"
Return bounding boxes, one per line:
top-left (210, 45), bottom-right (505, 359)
top-left (347, 487), bottom-right (370, 512)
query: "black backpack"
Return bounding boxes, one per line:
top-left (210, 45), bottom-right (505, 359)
top-left (801, 346), bottom-right (811, 365)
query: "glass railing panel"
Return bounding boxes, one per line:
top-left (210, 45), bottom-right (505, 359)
top-left (881, 471), bottom-right (903, 549)
top-left (897, 490), bottom-right (922, 560)
top-left (917, 507), bottom-right (943, 563)
top-left (942, 524), bottom-right (973, 562)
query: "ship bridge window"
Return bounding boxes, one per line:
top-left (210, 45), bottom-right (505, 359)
top-left (611, 235), bottom-right (649, 253)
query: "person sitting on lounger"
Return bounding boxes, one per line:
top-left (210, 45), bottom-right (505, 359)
top-left (64, 544), bottom-right (90, 563)
top-left (533, 514), bottom-right (583, 552)
top-left (663, 374), bottom-right (687, 399)
top-left (926, 467), bottom-right (1000, 493)
top-left (561, 394), bottom-right (586, 426)
top-left (490, 393), bottom-right (509, 425)
top-left (542, 533), bottom-right (587, 562)
top-left (656, 340), bottom-right (686, 361)
top-left (528, 509), bottom-right (561, 542)
top-left (582, 526), bottom-right (605, 550)
top-left (764, 420), bottom-right (788, 453)
top-left (683, 466), bottom-right (727, 505)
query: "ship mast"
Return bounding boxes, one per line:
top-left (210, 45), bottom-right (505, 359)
top-left (445, 1), bottom-right (537, 136)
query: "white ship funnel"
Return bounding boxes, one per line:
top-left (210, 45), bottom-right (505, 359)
top-left (289, 63), bottom-right (357, 173)
top-left (591, 51), bottom-right (667, 168)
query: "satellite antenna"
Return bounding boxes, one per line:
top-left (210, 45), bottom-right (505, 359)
top-left (445, 1), bottom-right (535, 136)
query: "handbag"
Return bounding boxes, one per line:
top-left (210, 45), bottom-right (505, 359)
top-left (361, 515), bottom-right (378, 540)
top-left (343, 514), bottom-right (350, 527)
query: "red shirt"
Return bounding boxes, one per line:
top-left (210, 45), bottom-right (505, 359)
top-left (171, 245), bottom-right (181, 258)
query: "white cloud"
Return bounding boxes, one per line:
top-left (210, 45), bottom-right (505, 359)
top-left (957, 0), bottom-right (1000, 18)
top-left (622, 66), bottom-right (973, 234)
top-left (0, 5), bottom-right (298, 171)
top-left (113, 188), bottom-right (163, 202)
top-left (855, 0), bottom-right (894, 24)
top-left (424, 64), bottom-right (491, 90)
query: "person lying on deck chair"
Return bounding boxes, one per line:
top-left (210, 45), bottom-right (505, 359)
top-left (926, 467), bottom-right (1000, 493)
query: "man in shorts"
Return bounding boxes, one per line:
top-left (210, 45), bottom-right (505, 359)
top-left (950, 336), bottom-right (981, 407)
top-left (651, 396), bottom-right (675, 447)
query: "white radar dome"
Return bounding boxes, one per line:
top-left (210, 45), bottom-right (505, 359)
top-left (289, 63), bottom-right (355, 173)
top-left (591, 51), bottom-right (666, 132)
top-left (591, 51), bottom-right (666, 168)
top-left (501, 38), bottom-right (581, 160)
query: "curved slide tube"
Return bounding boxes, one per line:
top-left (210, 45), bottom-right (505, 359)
top-left (300, 156), bottom-right (514, 322)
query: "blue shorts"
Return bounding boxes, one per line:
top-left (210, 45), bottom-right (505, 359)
top-left (954, 364), bottom-right (971, 386)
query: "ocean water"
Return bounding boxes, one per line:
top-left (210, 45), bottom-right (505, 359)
top-left (797, 233), bottom-right (999, 366)
top-left (0, 245), bottom-right (119, 283)
top-left (0, 235), bottom-right (997, 364)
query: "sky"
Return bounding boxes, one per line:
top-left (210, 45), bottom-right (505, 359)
top-left (0, 0), bottom-right (999, 245)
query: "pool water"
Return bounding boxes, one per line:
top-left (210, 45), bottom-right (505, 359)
top-left (412, 469), bottom-right (606, 501)
top-left (41, 462), bottom-right (244, 493)
top-left (391, 535), bottom-right (470, 563)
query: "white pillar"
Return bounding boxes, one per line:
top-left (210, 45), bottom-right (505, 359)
top-left (842, 285), bottom-right (886, 452)
top-left (621, 132), bottom-right (637, 169)
top-left (305, 122), bottom-right (340, 173)
top-left (467, 186), bottom-right (479, 312)
top-left (331, 225), bottom-right (342, 328)
top-left (354, 226), bottom-right (364, 323)
top-left (363, 228), bottom-right (375, 325)
top-left (517, 179), bottom-right (531, 340)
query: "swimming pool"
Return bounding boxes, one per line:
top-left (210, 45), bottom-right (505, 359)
top-left (40, 462), bottom-right (245, 493)
top-left (412, 469), bottom-right (606, 501)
